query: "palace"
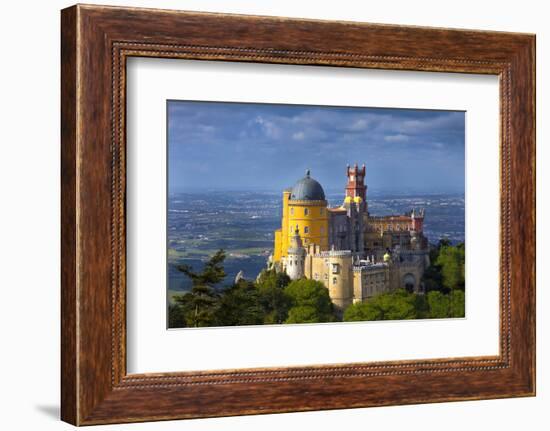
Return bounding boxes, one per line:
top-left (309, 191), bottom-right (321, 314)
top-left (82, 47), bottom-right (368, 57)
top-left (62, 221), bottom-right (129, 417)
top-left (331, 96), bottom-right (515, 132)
top-left (271, 165), bottom-right (430, 312)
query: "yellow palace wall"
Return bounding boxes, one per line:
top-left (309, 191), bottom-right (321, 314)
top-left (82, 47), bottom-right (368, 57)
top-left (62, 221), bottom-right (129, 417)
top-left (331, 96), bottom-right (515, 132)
top-left (273, 192), bottom-right (329, 262)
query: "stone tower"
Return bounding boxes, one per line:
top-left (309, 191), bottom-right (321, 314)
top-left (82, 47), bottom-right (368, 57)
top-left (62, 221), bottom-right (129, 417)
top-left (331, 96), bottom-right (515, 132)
top-left (345, 163), bottom-right (367, 213)
top-left (286, 228), bottom-right (306, 280)
top-left (342, 163), bottom-right (367, 253)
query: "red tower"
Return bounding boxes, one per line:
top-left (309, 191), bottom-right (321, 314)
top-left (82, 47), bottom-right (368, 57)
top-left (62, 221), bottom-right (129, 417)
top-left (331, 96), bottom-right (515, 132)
top-left (345, 163), bottom-right (367, 201)
top-left (411, 208), bottom-right (425, 232)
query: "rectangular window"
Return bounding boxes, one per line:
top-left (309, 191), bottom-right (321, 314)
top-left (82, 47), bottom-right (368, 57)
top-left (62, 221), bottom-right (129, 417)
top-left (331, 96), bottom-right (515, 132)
top-left (304, 226), bottom-right (309, 234)
top-left (332, 277), bottom-right (337, 285)
top-left (331, 263), bottom-right (339, 274)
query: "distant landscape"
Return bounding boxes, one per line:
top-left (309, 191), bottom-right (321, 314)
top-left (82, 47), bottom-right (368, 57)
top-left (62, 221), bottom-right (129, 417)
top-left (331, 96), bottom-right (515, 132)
top-left (167, 190), bottom-right (465, 300)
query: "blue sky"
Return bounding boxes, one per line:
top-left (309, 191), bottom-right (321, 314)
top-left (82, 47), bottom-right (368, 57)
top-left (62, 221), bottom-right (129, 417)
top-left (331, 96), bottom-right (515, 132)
top-left (168, 101), bottom-right (465, 194)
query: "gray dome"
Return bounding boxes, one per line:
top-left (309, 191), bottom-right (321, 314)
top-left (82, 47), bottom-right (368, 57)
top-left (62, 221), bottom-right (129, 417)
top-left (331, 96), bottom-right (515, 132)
top-left (290, 170), bottom-right (326, 201)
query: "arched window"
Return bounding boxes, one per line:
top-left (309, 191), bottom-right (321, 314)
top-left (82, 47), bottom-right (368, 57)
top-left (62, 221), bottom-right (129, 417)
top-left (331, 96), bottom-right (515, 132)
top-left (290, 207), bottom-right (294, 215)
top-left (304, 208), bottom-right (309, 216)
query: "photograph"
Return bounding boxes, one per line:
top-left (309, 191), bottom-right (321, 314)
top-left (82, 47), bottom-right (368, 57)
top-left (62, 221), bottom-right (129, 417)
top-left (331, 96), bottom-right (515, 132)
top-left (167, 101), bottom-right (466, 328)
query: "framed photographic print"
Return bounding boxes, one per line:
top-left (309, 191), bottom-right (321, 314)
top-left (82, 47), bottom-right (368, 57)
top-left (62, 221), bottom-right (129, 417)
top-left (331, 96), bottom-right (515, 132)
top-left (61, 4), bottom-right (535, 425)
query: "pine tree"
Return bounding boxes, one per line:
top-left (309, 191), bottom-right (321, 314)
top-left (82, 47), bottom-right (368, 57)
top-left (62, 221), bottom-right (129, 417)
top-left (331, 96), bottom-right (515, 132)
top-left (173, 249), bottom-right (226, 327)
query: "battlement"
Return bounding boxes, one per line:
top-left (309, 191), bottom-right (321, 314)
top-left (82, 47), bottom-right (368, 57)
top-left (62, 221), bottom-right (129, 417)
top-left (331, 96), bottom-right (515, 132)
top-left (316, 250), bottom-right (353, 258)
top-left (353, 262), bottom-right (388, 272)
top-left (346, 163), bottom-right (366, 177)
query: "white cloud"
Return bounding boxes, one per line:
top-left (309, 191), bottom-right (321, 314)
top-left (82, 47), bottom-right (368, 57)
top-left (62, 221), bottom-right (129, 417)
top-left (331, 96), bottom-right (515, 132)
top-left (292, 131), bottom-right (305, 141)
top-left (384, 134), bottom-right (410, 143)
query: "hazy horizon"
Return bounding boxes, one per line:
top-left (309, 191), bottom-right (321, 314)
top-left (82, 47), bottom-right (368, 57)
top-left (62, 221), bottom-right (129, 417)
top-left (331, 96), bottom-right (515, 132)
top-left (168, 186), bottom-right (466, 195)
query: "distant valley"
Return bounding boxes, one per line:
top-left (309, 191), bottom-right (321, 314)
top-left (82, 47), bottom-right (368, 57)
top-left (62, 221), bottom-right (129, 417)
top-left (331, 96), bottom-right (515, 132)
top-left (168, 190), bottom-right (464, 296)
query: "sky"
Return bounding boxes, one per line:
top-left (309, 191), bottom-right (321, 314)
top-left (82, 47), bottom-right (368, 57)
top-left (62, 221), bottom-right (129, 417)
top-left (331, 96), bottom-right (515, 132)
top-left (168, 100), bottom-right (465, 194)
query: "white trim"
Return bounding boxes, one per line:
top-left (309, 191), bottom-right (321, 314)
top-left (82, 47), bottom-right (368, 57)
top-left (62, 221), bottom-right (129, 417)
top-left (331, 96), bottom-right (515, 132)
top-left (126, 57), bottom-right (499, 373)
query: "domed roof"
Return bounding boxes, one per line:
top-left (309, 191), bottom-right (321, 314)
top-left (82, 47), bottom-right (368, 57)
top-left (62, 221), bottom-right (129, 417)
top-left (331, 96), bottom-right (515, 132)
top-left (290, 170), bottom-right (326, 201)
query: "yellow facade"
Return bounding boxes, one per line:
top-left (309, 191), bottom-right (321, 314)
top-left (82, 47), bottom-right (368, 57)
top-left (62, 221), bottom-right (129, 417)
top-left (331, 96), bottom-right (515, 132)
top-left (304, 250), bottom-right (354, 311)
top-left (273, 192), bottom-right (329, 262)
top-left (273, 229), bottom-right (282, 262)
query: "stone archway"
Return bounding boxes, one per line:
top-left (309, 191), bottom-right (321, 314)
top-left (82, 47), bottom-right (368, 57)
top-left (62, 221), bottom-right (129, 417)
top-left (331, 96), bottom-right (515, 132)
top-left (403, 273), bottom-right (416, 293)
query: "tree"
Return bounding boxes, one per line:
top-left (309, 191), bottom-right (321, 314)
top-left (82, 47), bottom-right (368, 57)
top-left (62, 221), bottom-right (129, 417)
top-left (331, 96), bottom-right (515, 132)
top-left (215, 280), bottom-right (265, 326)
top-left (284, 279), bottom-right (335, 323)
top-left (343, 301), bottom-right (382, 321)
top-left (449, 289), bottom-right (465, 318)
top-left (343, 289), bottom-right (417, 322)
top-left (422, 241), bottom-right (465, 294)
top-left (414, 294), bottom-right (430, 319)
top-left (436, 243), bottom-right (465, 291)
top-left (421, 263), bottom-right (443, 293)
top-left (426, 289), bottom-right (465, 318)
top-left (256, 269), bottom-right (292, 324)
top-left (371, 289), bottom-right (417, 320)
top-left (286, 305), bottom-right (324, 324)
top-left (168, 303), bottom-right (186, 328)
top-left (172, 249), bottom-right (226, 327)
top-left (256, 269), bottom-right (291, 290)
top-left (438, 238), bottom-right (452, 248)
top-left (426, 290), bottom-right (450, 318)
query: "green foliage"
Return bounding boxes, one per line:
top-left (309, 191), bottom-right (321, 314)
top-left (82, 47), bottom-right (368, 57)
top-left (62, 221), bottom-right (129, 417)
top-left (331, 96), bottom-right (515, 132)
top-left (436, 243), bottom-right (465, 291)
top-left (284, 279), bottom-right (336, 323)
top-left (286, 305), bottom-right (325, 324)
top-left (421, 264), bottom-right (443, 293)
top-left (344, 287), bottom-right (465, 322)
top-left (255, 269), bottom-right (292, 324)
top-left (450, 289), bottom-right (465, 318)
top-left (168, 244), bottom-right (466, 328)
top-left (256, 269), bottom-right (291, 290)
top-left (343, 289), bottom-right (417, 322)
top-left (426, 291), bottom-right (451, 318)
top-left (168, 303), bottom-right (186, 328)
top-left (342, 301), bottom-right (382, 321)
top-left (414, 294), bottom-right (430, 319)
top-left (426, 289), bottom-right (465, 318)
top-left (215, 280), bottom-right (265, 326)
top-left (172, 249), bottom-right (226, 327)
top-left (422, 241), bottom-right (465, 293)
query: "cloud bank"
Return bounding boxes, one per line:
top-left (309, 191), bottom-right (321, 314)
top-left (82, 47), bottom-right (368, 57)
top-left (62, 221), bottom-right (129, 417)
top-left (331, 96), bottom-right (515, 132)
top-left (168, 101), bottom-right (465, 194)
